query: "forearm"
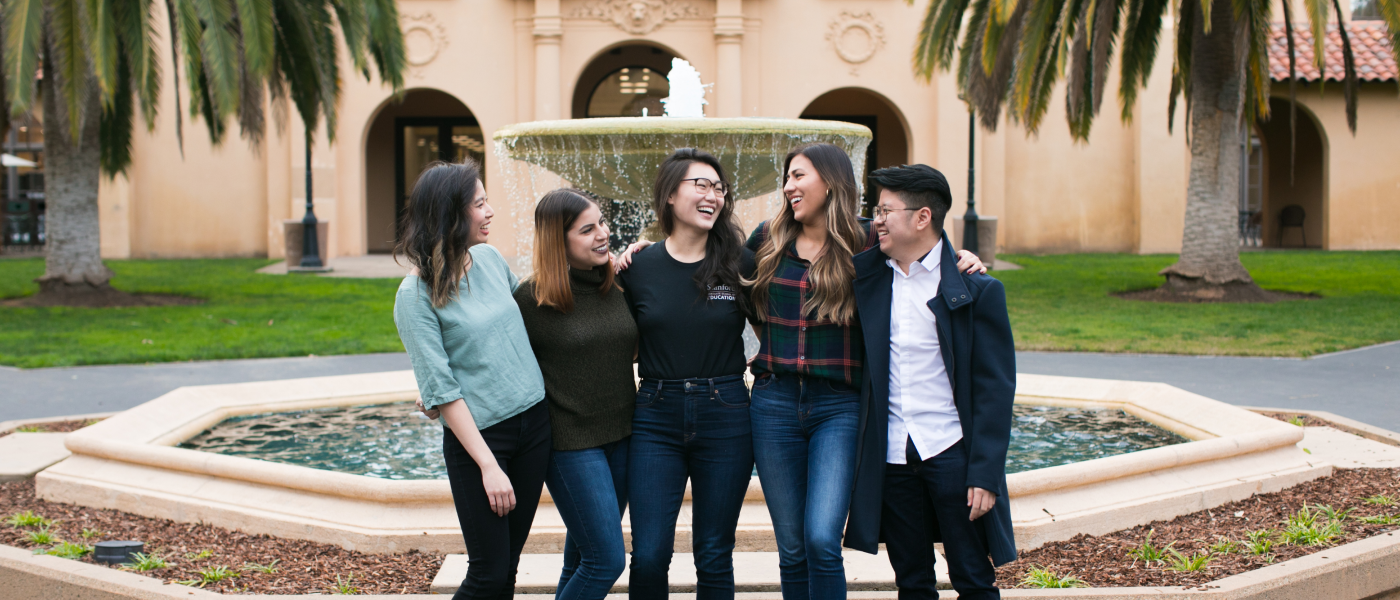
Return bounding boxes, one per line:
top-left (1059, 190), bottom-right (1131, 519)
top-left (439, 400), bottom-right (500, 474)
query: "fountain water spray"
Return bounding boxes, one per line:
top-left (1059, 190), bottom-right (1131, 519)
top-left (660, 58), bottom-right (710, 118)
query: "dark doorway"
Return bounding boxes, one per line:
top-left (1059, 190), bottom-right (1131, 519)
top-left (1256, 97), bottom-right (1326, 248)
top-left (394, 116), bottom-right (485, 238)
top-left (573, 44), bottom-right (679, 119)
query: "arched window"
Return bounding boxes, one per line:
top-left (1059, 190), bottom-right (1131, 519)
top-left (587, 67), bottom-right (669, 117)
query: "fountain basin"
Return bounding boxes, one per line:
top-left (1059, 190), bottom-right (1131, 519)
top-left (36, 372), bottom-right (1327, 554)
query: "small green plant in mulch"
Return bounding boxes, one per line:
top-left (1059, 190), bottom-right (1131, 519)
top-left (1165, 548), bottom-right (1214, 572)
top-left (79, 528), bottom-right (101, 540)
top-left (1286, 416), bottom-right (1306, 427)
top-left (184, 549), bottom-right (214, 562)
top-left (1358, 514), bottom-right (1400, 525)
top-left (1364, 495), bottom-right (1397, 506)
top-left (122, 552), bottom-right (170, 572)
top-left (1208, 537), bottom-right (1240, 554)
top-left (1281, 504), bottom-right (1345, 546)
top-left (1315, 504), bottom-right (1354, 523)
top-left (330, 572), bottom-right (360, 594)
top-left (45, 541), bottom-right (93, 559)
top-left (13, 425), bottom-right (43, 433)
top-left (1244, 529), bottom-right (1276, 556)
top-left (1126, 529), bottom-right (1173, 565)
top-left (1019, 566), bottom-right (1088, 589)
top-left (23, 525), bottom-right (56, 545)
top-left (242, 559), bottom-right (280, 574)
top-left (195, 565), bottom-right (240, 585)
top-left (6, 510), bottom-right (53, 528)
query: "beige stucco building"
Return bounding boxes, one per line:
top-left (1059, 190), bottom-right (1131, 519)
top-left (54, 0), bottom-right (1397, 263)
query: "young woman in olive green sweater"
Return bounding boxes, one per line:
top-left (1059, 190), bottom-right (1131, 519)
top-left (513, 189), bottom-right (639, 600)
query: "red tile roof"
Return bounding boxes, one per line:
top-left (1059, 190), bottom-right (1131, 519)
top-left (1269, 22), bottom-right (1396, 81)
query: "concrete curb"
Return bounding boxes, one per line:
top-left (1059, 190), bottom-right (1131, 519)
top-left (1242, 405), bottom-right (1400, 448)
top-left (4, 530), bottom-right (1399, 599)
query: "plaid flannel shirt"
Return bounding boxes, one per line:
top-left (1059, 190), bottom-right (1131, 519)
top-left (745, 219), bottom-right (876, 387)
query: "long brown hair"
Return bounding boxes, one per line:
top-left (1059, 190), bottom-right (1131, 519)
top-left (394, 160), bottom-right (483, 308)
top-left (747, 143), bottom-right (865, 324)
top-left (530, 188), bottom-right (618, 313)
top-left (652, 148), bottom-right (746, 301)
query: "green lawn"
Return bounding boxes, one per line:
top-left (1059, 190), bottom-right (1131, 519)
top-left (0, 258), bottom-right (405, 368)
top-left (994, 251), bottom-right (1400, 357)
top-left (1, 251), bottom-right (1397, 367)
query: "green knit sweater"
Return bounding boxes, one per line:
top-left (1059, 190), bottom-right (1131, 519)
top-left (513, 267), bottom-right (638, 451)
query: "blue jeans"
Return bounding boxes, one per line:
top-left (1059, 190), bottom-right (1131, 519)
top-left (750, 373), bottom-right (862, 600)
top-left (547, 438), bottom-right (629, 600)
top-left (628, 374), bottom-right (754, 600)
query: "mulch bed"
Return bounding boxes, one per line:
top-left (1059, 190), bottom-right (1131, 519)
top-left (0, 479), bottom-right (442, 594)
top-left (1261, 412), bottom-right (1343, 429)
top-left (994, 467), bottom-right (1400, 589)
top-left (1115, 282), bottom-right (1317, 304)
top-left (0, 419), bottom-right (103, 440)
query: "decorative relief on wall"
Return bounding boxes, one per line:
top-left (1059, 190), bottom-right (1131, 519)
top-left (568, 0), bottom-right (702, 35)
top-left (401, 13), bottom-right (449, 78)
top-left (826, 11), bottom-right (886, 76)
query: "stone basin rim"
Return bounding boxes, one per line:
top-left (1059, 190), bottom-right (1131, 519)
top-left (57, 373), bottom-right (1303, 505)
top-left (492, 117), bottom-right (874, 141)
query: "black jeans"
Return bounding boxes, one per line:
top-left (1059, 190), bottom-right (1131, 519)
top-left (443, 400), bottom-right (552, 600)
top-left (882, 439), bottom-right (999, 600)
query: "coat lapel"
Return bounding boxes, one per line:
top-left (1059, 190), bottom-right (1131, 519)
top-left (853, 247), bottom-right (893, 401)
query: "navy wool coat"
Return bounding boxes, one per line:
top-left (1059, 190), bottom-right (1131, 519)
top-left (842, 232), bottom-right (1018, 566)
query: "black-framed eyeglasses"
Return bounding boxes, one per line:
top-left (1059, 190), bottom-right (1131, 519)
top-left (872, 206), bottom-right (921, 219)
top-left (682, 178), bottom-right (728, 197)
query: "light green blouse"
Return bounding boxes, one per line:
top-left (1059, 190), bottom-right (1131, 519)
top-left (393, 244), bottom-right (545, 431)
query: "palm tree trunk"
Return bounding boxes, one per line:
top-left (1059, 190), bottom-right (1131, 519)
top-left (35, 39), bottom-right (112, 298)
top-left (1159, 1), bottom-right (1257, 293)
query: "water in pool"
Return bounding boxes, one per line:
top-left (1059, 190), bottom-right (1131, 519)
top-left (180, 402), bottom-right (1187, 479)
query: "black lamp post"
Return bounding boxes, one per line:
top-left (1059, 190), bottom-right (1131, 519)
top-left (299, 139), bottom-right (323, 269)
top-left (963, 109), bottom-right (980, 256)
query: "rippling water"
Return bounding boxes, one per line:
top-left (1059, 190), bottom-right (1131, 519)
top-left (180, 402), bottom-right (1187, 479)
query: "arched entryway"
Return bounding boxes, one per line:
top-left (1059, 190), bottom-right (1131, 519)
top-left (572, 43), bottom-right (679, 119)
top-left (800, 88), bottom-right (911, 213)
top-left (363, 89), bottom-right (483, 253)
top-left (1253, 98), bottom-right (1327, 248)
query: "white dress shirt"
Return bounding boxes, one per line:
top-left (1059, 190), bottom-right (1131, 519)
top-left (886, 241), bottom-right (962, 464)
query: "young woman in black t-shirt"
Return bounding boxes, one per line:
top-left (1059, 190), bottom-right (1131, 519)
top-left (616, 148), bottom-right (756, 600)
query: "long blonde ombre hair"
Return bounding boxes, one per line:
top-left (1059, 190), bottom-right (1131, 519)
top-left (747, 143), bottom-right (866, 324)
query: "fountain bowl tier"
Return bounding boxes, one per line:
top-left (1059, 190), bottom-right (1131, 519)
top-left (35, 372), bottom-right (1327, 555)
top-left (492, 117), bottom-right (872, 202)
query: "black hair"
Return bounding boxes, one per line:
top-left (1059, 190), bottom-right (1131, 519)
top-left (652, 148), bottom-right (746, 309)
top-left (394, 160), bottom-right (483, 308)
top-left (869, 164), bottom-right (953, 224)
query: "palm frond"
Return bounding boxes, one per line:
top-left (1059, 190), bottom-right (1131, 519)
top-left (233, 0), bottom-right (274, 76)
top-left (113, 0), bottom-right (162, 129)
top-left (363, 0), bottom-right (404, 90)
top-left (1379, 0), bottom-right (1400, 79)
top-left (86, 0), bottom-right (120, 104)
top-left (331, 0), bottom-right (368, 77)
top-left (1302, 0), bottom-right (1329, 71)
top-left (311, 2), bottom-right (339, 141)
top-left (1281, 0), bottom-right (1298, 182)
top-left (272, 0), bottom-right (324, 139)
top-left (99, 49), bottom-right (135, 174)
top-left (164, 0), bottom-right (185, 152)
top-left (1242, 0), bottom-right (1272, 122)
top-left (51, 0), bottom-right (93, 142)
top-left (1017, 0), bottom-right (1080, 132)
top-left (0, 26), bottom-right (10, 142)
top-left (1328, 0), bottom-right (1358, 132)
top-left (1118, 0), bottom-right (1170, 121)
top-left (4, 0), bottom-right (44, 113)
top-left (1167, 0), bottom-right (1195, 134)
top-left (189, 0), bottom-right (240, 122)
top-left (912, 0), bottom-right (975, 77)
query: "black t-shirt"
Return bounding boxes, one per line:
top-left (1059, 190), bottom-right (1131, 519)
top-left (619, 240), bottom-right (756, 381)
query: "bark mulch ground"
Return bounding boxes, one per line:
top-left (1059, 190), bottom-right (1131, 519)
top-left (1261, 412), bottom-right (1343, 429)
top-left (0, 479), bottom-right (442, 594)
top-left (994, 467), bottom-right (1400, 589)
top-left (0, 419), bottom-right (104, 440)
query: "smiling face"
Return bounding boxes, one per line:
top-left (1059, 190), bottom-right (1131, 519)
top-left (874, 188), bottom-right (933, 262)
top-left (564, 203), bottom-right (612, 269)
top-left (783, 153), bottom-right (830, 225)
top-left (465, 180), bottom-right (494, 246)
top-left (667, 161), bottom-right (725, 233)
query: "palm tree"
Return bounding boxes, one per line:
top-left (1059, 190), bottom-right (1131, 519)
top-left (3, 0), bottom-right (406, 304)
top-left (910, 0), bottom-right (1400, 297)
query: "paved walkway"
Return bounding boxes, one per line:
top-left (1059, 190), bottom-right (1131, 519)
top-left (2, 343), bottom-right (1396, 430)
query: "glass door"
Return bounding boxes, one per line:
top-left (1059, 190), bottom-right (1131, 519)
top-left (394, 117), bottom-right (484, 242)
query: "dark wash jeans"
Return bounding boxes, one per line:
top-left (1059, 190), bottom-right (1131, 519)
top-left (883, 440), bottom-right (999, 600)
top-left (442, 400), bottom-right (551, 600)
top-left (627, 374), bottom-right (754, 600)
top-left (750, 373), bottom-right (862, 600)
top-left (547, 438), bottom-right (629, 600)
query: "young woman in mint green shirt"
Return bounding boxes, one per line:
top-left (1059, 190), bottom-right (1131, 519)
top-left (393, 160), bottom-right (550, 600)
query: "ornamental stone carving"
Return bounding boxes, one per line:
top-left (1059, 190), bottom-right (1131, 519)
top-left (569, 0), bottom-right (702, 35)
top-left (401, 13), bottom-right (449, 77)
top-left (826, 11), bottom-right (886, 75)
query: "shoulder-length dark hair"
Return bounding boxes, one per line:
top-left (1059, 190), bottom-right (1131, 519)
top-left (748, 143), bottom-right (864, 324)
top-left (530, 188), bottom-right (618, 313)
top-left (394, 160), bottom-right (483, 308)
top-left (652, 148), bottom-right (746, 301)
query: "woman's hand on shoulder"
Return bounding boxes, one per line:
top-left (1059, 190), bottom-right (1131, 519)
top-left (614, 240), bottom-right (654, 273)
top-left (956, 250), bottom-right (987, 275)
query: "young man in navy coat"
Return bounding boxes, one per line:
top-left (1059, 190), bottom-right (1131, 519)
top-left (842, 164), bottom-right (1017, 599)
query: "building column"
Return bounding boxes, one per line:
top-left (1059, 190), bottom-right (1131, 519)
top-left (534, 0), bottom-right (563, 120)
top-left (713, 0), bottom-right (744, 117)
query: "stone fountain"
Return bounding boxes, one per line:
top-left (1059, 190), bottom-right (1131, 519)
top-left (493, 58), bottom-right (873, 269)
